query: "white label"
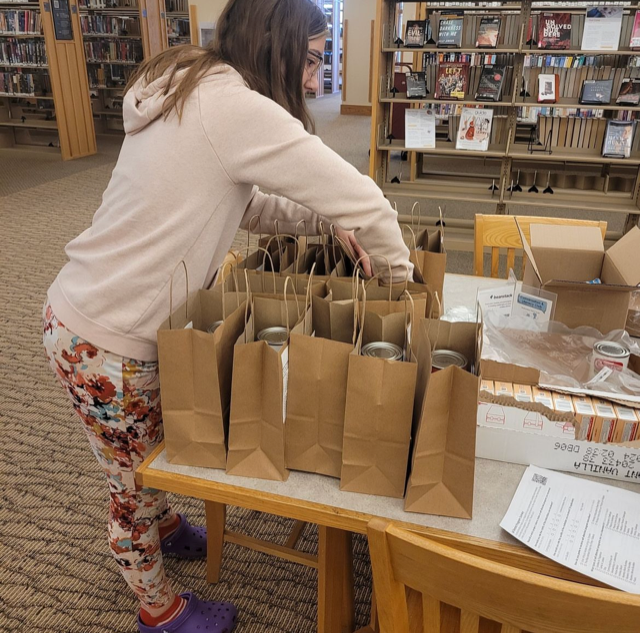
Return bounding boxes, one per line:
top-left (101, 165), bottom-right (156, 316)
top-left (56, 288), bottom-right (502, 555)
top-left (281, 347), bottom-right (289, 424)
top-left (554, 399), bottom-right (574, 413)
top-left (184, 321), bottom-right (193, 329)
top-left (502, 465), bottom-right (640, 593)
top-left (477, 284), bottom-right (515, 318)
top-left (405, 109), bottom-right (436, 149)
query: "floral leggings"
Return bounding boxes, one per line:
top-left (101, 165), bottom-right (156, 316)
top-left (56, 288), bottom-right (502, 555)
top-left (43, 301), bottom-right (175, 611)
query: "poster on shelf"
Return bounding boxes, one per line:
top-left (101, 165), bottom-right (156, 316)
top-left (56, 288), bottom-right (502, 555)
top-left (405, 109), bottom-right (436, 149)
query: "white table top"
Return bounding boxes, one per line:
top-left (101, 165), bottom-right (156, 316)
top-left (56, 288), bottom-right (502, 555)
top-left (147, 274), bottom-right (640, 545)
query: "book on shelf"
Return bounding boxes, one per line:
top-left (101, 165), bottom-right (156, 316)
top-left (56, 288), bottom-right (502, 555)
top-left (435, 62), bottom-right (468, 100)
top-left (538, 73), bottom-right (559, 103)
top-left (405, 108), bottom-right (436, 149)
top-left (165, 0), bottom-right (188, 12)
top-left (437, 11), bottom-right (463, 48)
top-left (81, 15), bottom-right (141, 37)
top-left (526, 15), bottom-right (537, 46)
top-left (0, 38), bottom-right (47, 66)
top-left (84, 40), bottom-right (143, 63)
top-left (456, 107), bottom-right (493, 151)
top-left (581, 6), bottom-right (623, 52)
top-left (475, 64), bottom-right (505, 102)
top-left (631, 11), bottom-right (640, 49)
top-left (579, 79), bottom-right (613, 105)
top-left (538, 13), bottom-right (572, 50)
top-left (616, 78), bottom-right (640, 106)
top-left (406, 71), bottom-right (428, 99)
top-left (0, 10), bottom-right (42, 35)
top-left (0, 69), bottom-right (50, 96)
top-left (602, 119), bottom-right (634, 157)
top-left (476, 16), bottom-right (500, 49)
top-left (405, 20), bottom-right (427, 48)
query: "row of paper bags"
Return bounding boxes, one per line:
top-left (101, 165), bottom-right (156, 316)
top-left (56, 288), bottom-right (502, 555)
top-left (157, 264), bottom-right (479, 519)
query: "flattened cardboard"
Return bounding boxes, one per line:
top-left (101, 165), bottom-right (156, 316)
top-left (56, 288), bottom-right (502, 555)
top-left (518, 220), bottom-right (640, 332)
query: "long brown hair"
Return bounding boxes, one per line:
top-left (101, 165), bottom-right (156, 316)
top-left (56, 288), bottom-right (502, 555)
top-left (125, 0), bottom-right (327, 131)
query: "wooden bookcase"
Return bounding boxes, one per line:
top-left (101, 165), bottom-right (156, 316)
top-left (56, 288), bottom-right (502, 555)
top-left (0, 0), bottom-right (96, 158)
top-left (162, 0), bottom-right (195, 48)
top-left (370, 0), bottom-right (640, 238)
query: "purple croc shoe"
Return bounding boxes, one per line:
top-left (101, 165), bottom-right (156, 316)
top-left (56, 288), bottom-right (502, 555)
top-left (161, 514), bottom-right (207, 559)
top-left (138, 592), bottom-right (237, 633)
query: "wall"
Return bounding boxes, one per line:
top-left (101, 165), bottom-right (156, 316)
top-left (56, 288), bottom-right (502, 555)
top-left (341, 0), bottom-right (376, 114)
top-left (189, 0), bottom-right (227, 42)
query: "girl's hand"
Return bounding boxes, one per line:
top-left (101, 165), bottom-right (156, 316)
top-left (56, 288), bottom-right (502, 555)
top-left (335, 227), bottom-right (373, 278)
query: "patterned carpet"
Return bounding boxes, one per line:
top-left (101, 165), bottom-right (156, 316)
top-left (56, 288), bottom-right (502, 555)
top-left (0, 96), bottom-right (375, 632)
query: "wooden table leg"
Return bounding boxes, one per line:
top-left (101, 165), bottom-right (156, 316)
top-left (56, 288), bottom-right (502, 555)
top-left (318, 526), bottom-right (355, 633)
top-left (205, 500), bottom-right (226, 584)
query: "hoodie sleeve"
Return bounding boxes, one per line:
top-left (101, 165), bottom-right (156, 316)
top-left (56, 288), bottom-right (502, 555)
top-left (240, 187), bottom-right (330, 236)
top-left (198, 81), bottom-right (413, 282)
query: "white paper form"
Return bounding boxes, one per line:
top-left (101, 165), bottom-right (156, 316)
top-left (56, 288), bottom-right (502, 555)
top-left (405, 109), bottom-right (436, 149)
top-left (501, 465), bottom-right (640, 593)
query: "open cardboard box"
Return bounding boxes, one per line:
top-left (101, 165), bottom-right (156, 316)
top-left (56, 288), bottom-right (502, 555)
top-left (518, 223), bottom-right (640, 332)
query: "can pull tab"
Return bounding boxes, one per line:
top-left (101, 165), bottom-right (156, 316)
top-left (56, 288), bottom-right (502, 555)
top-left (586, 366), bottom-right (614, 387)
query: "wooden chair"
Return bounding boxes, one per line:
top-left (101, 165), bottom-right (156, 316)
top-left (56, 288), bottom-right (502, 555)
top-left (367, 518), bottom-right (640, 633)
top-left (474, 215), bottom-right (608, 278)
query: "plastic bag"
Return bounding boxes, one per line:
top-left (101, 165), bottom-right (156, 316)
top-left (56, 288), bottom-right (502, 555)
top-left (481, 312), bottom-right (640, 400)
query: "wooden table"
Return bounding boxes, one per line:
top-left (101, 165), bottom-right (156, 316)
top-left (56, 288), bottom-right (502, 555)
top-left (136, 274), bottom-right (640, 633)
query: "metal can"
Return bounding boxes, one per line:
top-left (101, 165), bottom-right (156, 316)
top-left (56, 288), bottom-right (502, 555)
top-left (207, 320), bottom-right (224, 334)
top-left (361, 341), bottom-right (404, 361)
top-left (257, 327), bottom-right (289, 350)
top-left (590, 341), bottom-right (630, 376)
top-left (432, 350), bottom-right (468, 372)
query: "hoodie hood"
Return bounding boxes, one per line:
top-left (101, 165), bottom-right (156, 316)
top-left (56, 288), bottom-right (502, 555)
top-left (123, 63), bottom-right (243, 135)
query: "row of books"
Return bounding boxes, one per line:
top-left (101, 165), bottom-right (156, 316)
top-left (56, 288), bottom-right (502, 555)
top-left (524, 54), bottom-right (628, 68)
top-left (532, 68), bottom-right (640, 105)
top-left (422, 51), bottom-right (511, 67)
top-left (405, 105), bottom-right (637, 158)
top-left (518, 106), bottom-right (606, 123)
top-left (165, 0), bottom-right (188, 13)
top-left (84, 40), bottom-right (143, 64)
top-left (405, 64), bottom-right (512, 102)
top-left (0, 10), bottom-right (42, 35)
top-left (404, 8), bottom-right (640, 52)
top-left (78, 0), bottom-right (139, 9)
top-left (0, 70), bottom-right (50, 96)
top-left (87, 64), bottom-right (134, 88)
top-left (0, 39), bottom-right (47, 66)
top-left (80, 15), bottom-right (141, 36)
top-left (526, 9), bottom-right (637, 51)
top-left (166, 17), bottom-right (189, 40)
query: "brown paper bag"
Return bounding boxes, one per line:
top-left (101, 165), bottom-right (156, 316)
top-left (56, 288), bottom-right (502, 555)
top-left (403, 203), bottom-right (447, 314)
top-left (157, 276), bottom-right (247, 469)
top-left (404, 319), bottom-right (480, 519)
top-left (227, 289), bottom-right (312, 481)
top-left (340, 289), bottom-right (418, 498)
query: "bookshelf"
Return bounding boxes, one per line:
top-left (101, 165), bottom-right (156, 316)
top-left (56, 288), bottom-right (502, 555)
top-left (370, 0), bottom-right (640, 239)
top-left (0, 0), bottom-right (96, 158)
top-left (79, 0), bottom-right (144, 134)
top-left (323, 0), bottom-right (343, 94)
top-left (163, 0), bottom-right (193, 48)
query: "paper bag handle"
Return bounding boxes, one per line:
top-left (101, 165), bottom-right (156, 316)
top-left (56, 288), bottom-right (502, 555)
top-left (237, 245), bottom-right (277, 292)
top-left (218, 258), bottom-right (241, 321)
top-left (168, 260), bottom-right (189, 330)
top-left (246, 215), bottom-right (263, 250)
top-left (411, 201), bottom-right (421, 231)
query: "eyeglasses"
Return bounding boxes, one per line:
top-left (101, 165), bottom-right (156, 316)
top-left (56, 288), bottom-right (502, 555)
top-left (305, 49), bottom-right (323, 76)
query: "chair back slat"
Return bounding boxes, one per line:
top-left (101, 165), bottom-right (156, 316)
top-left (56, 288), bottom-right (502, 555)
top-left (423, 594), bottom-right (441, 632)
top-left (473, 215), bottom-right (608, 279)
top-left (368, 518), bottom-right (640, 633)
top-left (460, 610), bottom-right (480, 633)
top-left (490, 247), bottom-right (500, 278)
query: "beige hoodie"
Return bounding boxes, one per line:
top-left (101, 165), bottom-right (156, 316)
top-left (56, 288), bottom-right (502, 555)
top-left (47, 63), bottom-right (412, 361)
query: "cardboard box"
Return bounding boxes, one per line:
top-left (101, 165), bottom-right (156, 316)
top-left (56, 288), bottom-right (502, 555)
top-left (518, 223), bottom-right (640, 332)
top-left (494, 381), bottom-right (514, 397)
top-left (612, 405), bottom-right (639, 444)
top-left (480, 379), bottom-right (494, 395)
top-left (513, 384), bottom-right (533, 403)
top-left (533, 387), bottom-right (553, 408)
top-left (572, 396), bottom-right (596, 441)
top-left (591, 398), bottom-right (617, 444)
top-left (552, 392), bottom-right (575, 415)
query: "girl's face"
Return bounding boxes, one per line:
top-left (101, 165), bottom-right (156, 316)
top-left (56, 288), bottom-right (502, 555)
top-left (304, 35), bottom-right (327, 93)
